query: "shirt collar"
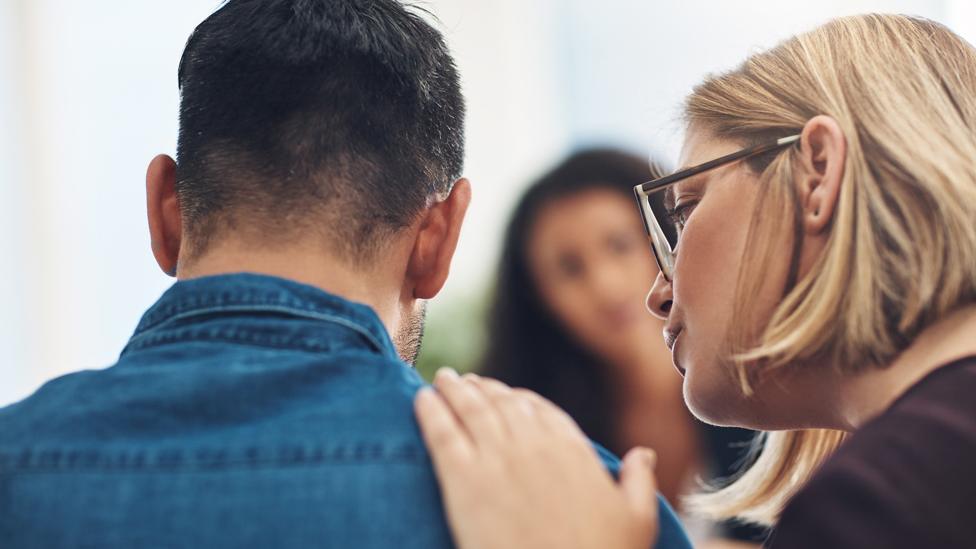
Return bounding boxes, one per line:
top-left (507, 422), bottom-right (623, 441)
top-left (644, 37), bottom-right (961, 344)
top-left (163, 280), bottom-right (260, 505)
top-left (124, 272), bottom-right (398, 359)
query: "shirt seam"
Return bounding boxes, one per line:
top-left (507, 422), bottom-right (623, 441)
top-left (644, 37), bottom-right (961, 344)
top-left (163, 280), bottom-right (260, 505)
top-left (126, 304), bottom-right (389, 355)
top-left (1, 444), bottom-right (427, 473)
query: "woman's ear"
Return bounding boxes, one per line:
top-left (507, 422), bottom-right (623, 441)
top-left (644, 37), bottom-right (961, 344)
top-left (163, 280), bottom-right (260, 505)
top-left (146, 154), bottom-right (183, 277)
top-left (796, 115), bottom-right (847, 235)
top-left (406, 178), bottom-right (472, 299)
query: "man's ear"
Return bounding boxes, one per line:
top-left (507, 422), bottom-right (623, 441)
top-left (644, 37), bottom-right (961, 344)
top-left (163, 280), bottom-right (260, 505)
top-left (146, 154), bottom-right (182, 277)
top-left (796, 115), bottom-right (847, 235)
top-left (406, 178), bottom-right (472, 299)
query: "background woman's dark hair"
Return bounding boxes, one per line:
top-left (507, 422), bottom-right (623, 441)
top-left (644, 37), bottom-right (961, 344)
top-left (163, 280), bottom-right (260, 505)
top-left (478, 148), bottom-right (666, 453)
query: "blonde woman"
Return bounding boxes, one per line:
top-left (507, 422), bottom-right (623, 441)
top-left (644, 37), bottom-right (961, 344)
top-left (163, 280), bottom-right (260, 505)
top-left (414, 14), bottom-right (976, 549)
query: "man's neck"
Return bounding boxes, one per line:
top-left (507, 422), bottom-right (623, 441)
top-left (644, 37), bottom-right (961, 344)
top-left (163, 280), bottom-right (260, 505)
top-left (176, 240), bottom-right (404, 336)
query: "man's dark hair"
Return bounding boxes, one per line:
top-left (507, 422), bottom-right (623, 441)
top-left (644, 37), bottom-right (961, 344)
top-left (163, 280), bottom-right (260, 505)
top-left (175, 0), bottom-right (464, 261)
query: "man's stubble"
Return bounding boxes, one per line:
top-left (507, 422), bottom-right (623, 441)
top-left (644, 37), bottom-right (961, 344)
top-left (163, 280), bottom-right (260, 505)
top-left (394, 300), bottom-right (428, 366)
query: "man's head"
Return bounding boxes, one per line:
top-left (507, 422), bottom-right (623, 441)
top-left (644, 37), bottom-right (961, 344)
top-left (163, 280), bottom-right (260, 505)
top-left (145, 0), bottom-right (470, 364)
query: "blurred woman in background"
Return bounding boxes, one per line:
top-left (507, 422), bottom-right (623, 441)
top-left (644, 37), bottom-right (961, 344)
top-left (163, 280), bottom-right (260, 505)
top-left (479, 150), bottom-right (762, 545)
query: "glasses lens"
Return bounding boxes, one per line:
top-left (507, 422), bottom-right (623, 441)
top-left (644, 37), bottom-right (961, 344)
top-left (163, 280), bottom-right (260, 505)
top-left (636, 188), bottom-right (678, 280)
top-left (647, 188), bottom-right (678, 249)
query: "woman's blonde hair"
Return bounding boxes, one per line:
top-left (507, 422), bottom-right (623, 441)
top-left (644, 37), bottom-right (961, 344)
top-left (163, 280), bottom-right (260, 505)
top-left (683, 14), bottom-right (976, 525)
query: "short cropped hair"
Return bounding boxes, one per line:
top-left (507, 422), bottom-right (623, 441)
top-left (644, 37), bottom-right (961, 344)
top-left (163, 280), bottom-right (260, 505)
top-left (175, 0), bottom-right (465, 261)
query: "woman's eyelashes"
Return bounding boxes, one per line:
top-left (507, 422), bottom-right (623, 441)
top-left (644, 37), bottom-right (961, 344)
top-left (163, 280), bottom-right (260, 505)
top-left (665, 199), bottom-right (700, 231)
top-left (666, 178), bottom-right (707, 232)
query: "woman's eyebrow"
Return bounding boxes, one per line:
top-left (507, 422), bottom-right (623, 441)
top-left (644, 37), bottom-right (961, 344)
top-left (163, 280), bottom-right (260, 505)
top-left (667, 173), bottom-right (709, 209)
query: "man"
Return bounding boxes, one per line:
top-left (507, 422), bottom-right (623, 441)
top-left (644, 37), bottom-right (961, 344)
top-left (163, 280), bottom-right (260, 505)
top-left (0, 1), bottom-right (690, 547)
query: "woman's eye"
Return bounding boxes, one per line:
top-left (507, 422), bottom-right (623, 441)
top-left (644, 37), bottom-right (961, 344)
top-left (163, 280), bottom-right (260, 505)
top-left (665, 201), bottom-right (698, 230)
top-left (607, 233), bottom-right (637, 255)
top-left (557, 254), bottom-right (584, 279)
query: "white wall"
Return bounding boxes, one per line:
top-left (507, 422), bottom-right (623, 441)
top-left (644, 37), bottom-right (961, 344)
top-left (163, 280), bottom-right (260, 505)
top-left (1, 0), bottom-right (220, 404)
top-left (422, 0), bottom-right (570, 301)
top-left (556, 0), bottom-right (952, 160)
top-left (1, 0), bottom-right (969, 404)
top-left (0, 1), bottom-right (29, 406)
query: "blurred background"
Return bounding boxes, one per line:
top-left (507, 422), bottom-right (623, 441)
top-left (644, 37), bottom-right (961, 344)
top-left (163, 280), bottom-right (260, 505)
top-left (1, 0), bottom-right (974, 405)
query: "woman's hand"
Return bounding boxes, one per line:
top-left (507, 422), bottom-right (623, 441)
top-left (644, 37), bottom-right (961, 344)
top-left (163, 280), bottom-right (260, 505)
top-left (414, 368), bottom-right (660, 549)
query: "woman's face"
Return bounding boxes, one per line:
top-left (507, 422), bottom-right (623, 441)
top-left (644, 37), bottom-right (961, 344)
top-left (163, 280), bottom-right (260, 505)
top-left (527, 188), bottom-right (665, 366)
top-left (646, 130), bottom-right (796, 427)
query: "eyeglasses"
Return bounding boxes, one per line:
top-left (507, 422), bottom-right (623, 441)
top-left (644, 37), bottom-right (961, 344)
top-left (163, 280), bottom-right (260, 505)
top-left (632, 134), bottom-right (801, 281)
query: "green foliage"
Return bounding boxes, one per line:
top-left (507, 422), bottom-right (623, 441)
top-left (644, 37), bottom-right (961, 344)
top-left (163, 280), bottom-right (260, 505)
top-left (415, 289), bottom-right (489, 382)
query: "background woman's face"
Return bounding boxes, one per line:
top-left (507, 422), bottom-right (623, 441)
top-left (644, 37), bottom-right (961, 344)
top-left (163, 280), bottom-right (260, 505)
top-left (647, 130), bottom-right (793, 427)
top-left (527, 188), bottom-right (663, 365)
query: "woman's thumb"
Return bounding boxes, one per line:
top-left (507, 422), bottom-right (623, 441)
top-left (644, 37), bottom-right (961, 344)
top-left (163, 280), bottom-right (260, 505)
top-left (620, 447), bottom-right (659, 519)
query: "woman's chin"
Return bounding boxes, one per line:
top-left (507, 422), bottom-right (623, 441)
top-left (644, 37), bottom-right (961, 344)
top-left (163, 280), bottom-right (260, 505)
top-left (682, 369), bottom-right (748, 427)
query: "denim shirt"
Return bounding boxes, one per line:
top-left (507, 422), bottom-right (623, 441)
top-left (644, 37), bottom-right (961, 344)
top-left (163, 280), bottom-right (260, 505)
top-left (0, 273), bottom-right (691, 549)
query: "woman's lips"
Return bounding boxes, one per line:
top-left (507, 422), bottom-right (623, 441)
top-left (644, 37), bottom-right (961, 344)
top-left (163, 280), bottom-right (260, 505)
top-left (672, 352), bottom-right (686, 377)
top-left (664, 327), bottom-right (685, 377)
top-left (663, 330), bottom-right (678, 351)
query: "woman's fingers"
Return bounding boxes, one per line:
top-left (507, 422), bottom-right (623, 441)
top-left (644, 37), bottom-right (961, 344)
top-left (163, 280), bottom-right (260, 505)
top-left (469, 376), bottom-right (592, 451)
top-left (470, 376), bottom-right (541, 438)
top-left (432, 368), bottom-right (507, 447)
top-left (517, 388), bottom-right (591, 444)
top-left (415, 387), bottom-right (475, 469)
top-left (427, 372), bottom-right (596, 465)
top-left (414, 375), bottom-right (662, 549)
top-left (620, 447), bottom-right (660, 526)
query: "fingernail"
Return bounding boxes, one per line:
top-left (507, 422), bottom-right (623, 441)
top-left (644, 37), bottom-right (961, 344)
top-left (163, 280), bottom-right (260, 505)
top-left (644, 449), bottom-right (657, 470)
top-left (627, 447), bottom-right (656, 470)
top-left (416, 386), bottom-right (435, 401)
top-left (435, 367), bottom-right (459, 380)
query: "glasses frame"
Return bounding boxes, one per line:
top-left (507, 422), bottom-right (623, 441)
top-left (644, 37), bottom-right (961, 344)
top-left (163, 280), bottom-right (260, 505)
top-left (633, 134), bottom-right (801, 281)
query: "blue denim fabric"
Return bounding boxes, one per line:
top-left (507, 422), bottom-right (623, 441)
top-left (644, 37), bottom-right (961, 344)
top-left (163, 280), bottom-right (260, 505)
top-left (0, 273), bottom-right (691, 549)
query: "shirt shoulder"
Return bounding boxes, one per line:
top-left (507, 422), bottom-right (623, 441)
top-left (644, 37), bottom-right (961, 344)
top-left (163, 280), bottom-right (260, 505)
top-left (769, 357), bottom-right (976, 549)
top-left (590, 442), bottom-right (692, 549)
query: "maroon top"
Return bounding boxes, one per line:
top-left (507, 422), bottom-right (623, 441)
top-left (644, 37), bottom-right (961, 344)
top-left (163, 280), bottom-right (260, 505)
top-left (767, 356), bottom-right (976, 548)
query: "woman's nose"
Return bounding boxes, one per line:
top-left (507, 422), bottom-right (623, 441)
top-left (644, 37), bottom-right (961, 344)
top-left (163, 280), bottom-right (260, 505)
top-left (645, 270), bottom-right (673, 320)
